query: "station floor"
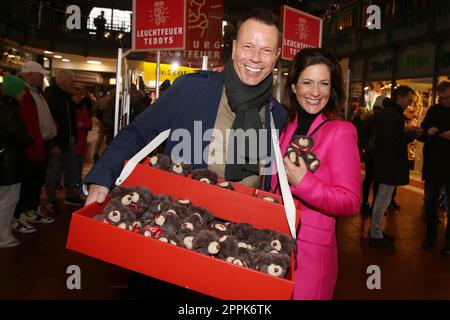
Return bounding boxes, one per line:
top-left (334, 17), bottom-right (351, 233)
top-left (0, 124), bottom-right (449, 300)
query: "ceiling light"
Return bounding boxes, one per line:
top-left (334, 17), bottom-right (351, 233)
top-left (62, 58), bottom-right (70, 62)
top-left (43, 57), bottom-right (48, 61)
top-left (44, 50), bottom-right (53, 54)
top-left (53, 55), bottom-right (62, 59)
top-left (87, 60), bottom-right (102, 64)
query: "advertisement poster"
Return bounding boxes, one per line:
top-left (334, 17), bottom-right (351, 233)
top-left (132, 0), bottom-right (186, 51)
top-left (280, 5), bottom-right (322, 61)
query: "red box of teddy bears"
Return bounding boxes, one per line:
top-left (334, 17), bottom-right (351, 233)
top-left (67, 160), bottom-right (300, 300)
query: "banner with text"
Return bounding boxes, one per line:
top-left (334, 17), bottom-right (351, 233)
top-left (145, 0), bottom-right (223, 68)
top-left (132, 0), bottom-right (186, 51)
top-left (280, 5), bottom-right (322, 61)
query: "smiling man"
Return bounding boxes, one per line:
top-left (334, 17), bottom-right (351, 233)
top-left (84, 9), bottom-right (286, 205)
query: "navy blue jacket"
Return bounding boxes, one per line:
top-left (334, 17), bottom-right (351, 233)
top-left (83, 71), bottom-right (286, 191)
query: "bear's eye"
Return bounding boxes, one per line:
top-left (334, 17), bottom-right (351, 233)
top-left (268, 264), bottom-right (283, 277)
top-left (271, 240), bottom-right (282, 251)
top-left (131, 192), bottom-right (139, 202)
top-left (121, 195), bottom-right (133, 205)
top-left (108, 210), bottom-right (121, 223)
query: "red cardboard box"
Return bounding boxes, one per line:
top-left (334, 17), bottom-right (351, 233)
top-left (67, 161), bottom-right (300, 299)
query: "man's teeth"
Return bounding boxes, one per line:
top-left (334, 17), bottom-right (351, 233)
top-left (245, 66), bottom-right (263, 72)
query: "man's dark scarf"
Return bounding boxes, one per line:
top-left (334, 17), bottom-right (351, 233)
top-left (222, 59), bottom-right (273, 181)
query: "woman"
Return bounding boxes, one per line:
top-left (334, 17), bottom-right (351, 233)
top-left (271, 48), bottom-right (361, 299)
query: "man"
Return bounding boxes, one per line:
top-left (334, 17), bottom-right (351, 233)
top-left (84, 9), bottom-right (286, 206)
top-left (12, 61), bottom-right (56, 234)
top-left (94, 11), bottom-right (106, 40)
top-left (44, 69), bottom-right (84, 213)
top-left (369, 86), bottom-right (423, 251)
top-left (420, 81), bottom-right (450, 254)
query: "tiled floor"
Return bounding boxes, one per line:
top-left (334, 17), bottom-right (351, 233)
top-left (1, 123), bottom-right (449, 299)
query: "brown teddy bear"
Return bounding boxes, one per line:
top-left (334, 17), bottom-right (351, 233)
top-left (148, 154), bottom-right (172, 171)
top-left (192, 230), bottom-right (221, 256)
top-left (252, 252), bottom-right (291, 278)
top-left (191, 168), bottom-right (218, 184)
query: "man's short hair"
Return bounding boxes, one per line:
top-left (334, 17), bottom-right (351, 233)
top-left (437, 81), bottom-right (450, 93)
top-left (236, 9), bottom-right (283, 45)
top-left (392, 85), bottom-right (415, 101)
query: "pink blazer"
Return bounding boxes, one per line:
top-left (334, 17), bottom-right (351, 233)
top-left (271, 113), bottom-right (361, 299)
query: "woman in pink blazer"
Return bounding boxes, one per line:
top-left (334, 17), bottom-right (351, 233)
top-left (271, 48), bottom-right (361, 300)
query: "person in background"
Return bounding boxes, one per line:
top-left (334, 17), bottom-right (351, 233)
top-left (94, 10), bottom-right (106, 40)
top-left (369, 86), bottom-right (423, 251)
top-left (272, 48), bottom-right (361, 299)
top-left (13, 61), bottom-right (56, 233)
top-left (420, 80), bottom-right (450, 254)
top-left (72, 88), bottom-right (92, 190)
top-left (359, 104), bottom-right (383, 214)
top-left (0, 75), bottom-right (32, 247)
top-left (44, 69), bottom-right (84, 213)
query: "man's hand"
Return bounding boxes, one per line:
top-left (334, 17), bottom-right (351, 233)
top-left (439, 130), bottom-right (450, 140)
top-left (283, 156), bottom-right (307, 188)
top-left (85, 184), bottom-right (110, 206)
top-left (428, 127), bottom-right (439, 136)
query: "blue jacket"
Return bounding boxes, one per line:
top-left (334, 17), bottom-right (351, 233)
top-left (84, 71), bottom-right (286, 191)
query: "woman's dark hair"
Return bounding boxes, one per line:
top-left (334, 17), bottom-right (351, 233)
top-left (284, 48), bottom-right (345, 122)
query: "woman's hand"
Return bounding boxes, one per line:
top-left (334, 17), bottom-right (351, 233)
top-left (283, 156), bottom-right (308, 187)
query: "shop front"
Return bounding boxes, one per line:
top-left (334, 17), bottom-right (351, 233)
top-left (364, 51), bottom-right (394, 110)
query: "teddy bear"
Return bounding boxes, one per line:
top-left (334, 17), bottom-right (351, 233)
top-left (180, 213), bottom-right (205, 232)
top-left (177, 229), bottom-right (198, 250)
top-left (286, 145), bottom-right (302, 166)
top-left (148, 154), bottom-right (172, 171)
top-left (155, 231), bottom-right (182, 246)
top-left (252, 252), bottom-right (291, 278)
top-left (250, 229), bottom-right (294, 255)
top-left (303, 151), bottom-right (320, 173)
top-left (153, 209), bottom-right (181, 234)
top-left (138, 223), bottom-right (164, 238)
top-left (170, 161), bottom-right (193, 176)
top-left (94, 199), bottom-right (136, 231)
top-left (157, 200), bottom-right (193, 219)
top-left (208, 220), bottom-right (230, 237)
top-left (190, 205), bottom-right (215, 226)
top-left (229, 253), bottom-right (253, 268)
top-left (192, 230), bottom-right (221, 256)
top-left (110, 185), bottom-right (153, 218)
top-left (291, 135), bottom-right (314, 150)
top-left (229, 222), bottom-right (255, 250)
top-left (217, 235), bottom-right (240, 261)
top-left (191, 169), bottom-right (218, 185)
top-left (217, 181), bottom-right (235, 191)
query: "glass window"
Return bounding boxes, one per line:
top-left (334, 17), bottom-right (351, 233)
top-left (88, 7), bottom-right (132, 32)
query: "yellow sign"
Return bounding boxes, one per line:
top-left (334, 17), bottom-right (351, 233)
top-left (141, 62), bottom-right (198, 88)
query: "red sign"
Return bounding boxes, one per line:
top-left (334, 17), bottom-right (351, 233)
top-left (132, 0), bottom-right (186, 51)
top-left (145, 0), bottom-right (224, 68)
top-left (280, 5), bottom-right (323, 61)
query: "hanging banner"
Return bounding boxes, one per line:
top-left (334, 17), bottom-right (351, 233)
top-left (132, 0), bottom-right (187, 51)
top-left (280, 5), bottom-right (322, 61)
top-left (145, 0), bottom-right (224, 68)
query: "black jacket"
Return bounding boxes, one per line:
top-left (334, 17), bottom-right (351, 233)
top-left (44, 84), bottom-right (77, 149)
top-left (420, 103), bottom-right (450, 182)
top-left (374, 98), bottom-right (417, 186)
top-left (0, 96), bottom-right (32, 185)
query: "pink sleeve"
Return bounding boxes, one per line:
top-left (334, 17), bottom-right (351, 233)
top-left (290, 123), bottom-right (361, 216)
